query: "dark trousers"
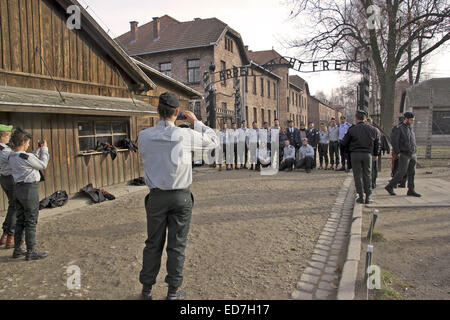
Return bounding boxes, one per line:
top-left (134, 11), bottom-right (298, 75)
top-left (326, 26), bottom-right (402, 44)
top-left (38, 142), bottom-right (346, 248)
top-left (392, 152), bottom-right (407, 186)
top-left (388, 153), bottom-right (417, 191)
top-left (351, 152), bottom-right (372, 196)
top-left (140, 189), bottom-right (193, 288)
top-left (339, 140), bottom-right (349, 168)
top-left (329, 141), bottom-right (340, 166)
top-left (295, 157), bottom-right (313, 171)
top-left (280, 158), bottom-right (295, 171)
top-left (0, 175), bottom-right (17, 235)
top-left (318, 143), bottom-right (329, 166)
top-left (372, 159), bottom-right (378, 187)
top-left (312, 147), bottom-right (317, 168)
top-left (14, 182), bottom-right (39, 249)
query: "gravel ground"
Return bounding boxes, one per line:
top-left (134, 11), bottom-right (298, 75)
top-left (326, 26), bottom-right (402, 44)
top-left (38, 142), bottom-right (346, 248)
top-left (0, 167), bottom-right (346, 300)
top-left (355, 167), bottom-right (450, 300)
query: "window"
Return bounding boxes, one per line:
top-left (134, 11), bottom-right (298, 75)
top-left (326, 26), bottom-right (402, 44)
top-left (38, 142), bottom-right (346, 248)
top-left (267, 80), bottom-right (271, 98)
top-left (221, 60), bottom-right (226, 86)
top-left (253, 107), bottom-right (257, 123)
top-left (244, 76), bottom-right (248, 92)
top-left (273, 83), bottom-right (276, 100)
top-left (260, 78), bottom-right (264, 97)
top-left (245, 106), bottom-right (249, 122)
top-left (225, 37), bottom-right (233, 52)
top-left (159, 62), bottom-right (172, 77)
top-left (253, 76), bottom-right (257, 94)
top-left (187, 59), bottom-right (200, 84)
top-left (287, 97), bottom-right (290, 112)
top-left (268, 110), bottom-right (271, 126)
top-left (78, 119), bottom-right (129, 153)
top-left (262, 109), bottom-right (265, 123)
top-left (274, 110), bottom-right (276, 121)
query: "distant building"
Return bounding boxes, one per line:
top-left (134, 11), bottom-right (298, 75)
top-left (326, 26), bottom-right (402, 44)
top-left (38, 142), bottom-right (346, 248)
top-left (401, 78), bottom-right (450, 145)
top-left (308, 96), bottom-right (336, 126)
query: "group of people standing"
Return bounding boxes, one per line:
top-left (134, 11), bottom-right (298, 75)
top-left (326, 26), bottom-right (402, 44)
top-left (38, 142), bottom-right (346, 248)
top-left (214, 116), bottom-right (354, 173)
top-left (0, 125), bottom-right (49, 261)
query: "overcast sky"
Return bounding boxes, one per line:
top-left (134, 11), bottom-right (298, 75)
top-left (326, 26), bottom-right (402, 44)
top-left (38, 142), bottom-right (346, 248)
top-left (80, 0), bottom-right (450, 96)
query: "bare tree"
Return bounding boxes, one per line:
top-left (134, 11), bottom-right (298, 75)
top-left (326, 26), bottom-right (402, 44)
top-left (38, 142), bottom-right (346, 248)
top-left (286, 0), bottom-right (450, 133)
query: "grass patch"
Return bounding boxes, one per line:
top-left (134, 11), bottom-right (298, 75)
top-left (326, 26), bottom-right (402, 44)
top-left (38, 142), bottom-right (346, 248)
top-left (372, 232), bottom-right (386, 242)
top-left (375, 269), bottom-right (411, 300)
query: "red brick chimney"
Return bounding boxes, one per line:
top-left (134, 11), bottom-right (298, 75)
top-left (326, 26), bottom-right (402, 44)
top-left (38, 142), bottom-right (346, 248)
top-left (130, 21), bottom-right (138, 42)
top-left (153, 17), bottom-right (160, 40)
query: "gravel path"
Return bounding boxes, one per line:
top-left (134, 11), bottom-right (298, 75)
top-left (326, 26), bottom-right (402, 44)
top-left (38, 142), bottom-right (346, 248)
top-left (0, 167), bottom-right (346, 300)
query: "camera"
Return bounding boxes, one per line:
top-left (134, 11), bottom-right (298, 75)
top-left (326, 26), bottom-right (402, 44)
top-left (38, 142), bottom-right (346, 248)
top-left (38, 140), bottom-right (44, 147)
top-left (176, 111), bottom-right (187, 120)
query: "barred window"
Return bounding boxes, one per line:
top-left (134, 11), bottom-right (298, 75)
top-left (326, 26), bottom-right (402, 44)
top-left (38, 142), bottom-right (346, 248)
top-left (78, 120), bottom-right (129, 153)
top-left (187, 59), bottom-right (200, 84)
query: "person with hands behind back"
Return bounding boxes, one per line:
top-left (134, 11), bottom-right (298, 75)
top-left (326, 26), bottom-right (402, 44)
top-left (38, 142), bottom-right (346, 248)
top-left (8, 128), bottom-right (49, 261)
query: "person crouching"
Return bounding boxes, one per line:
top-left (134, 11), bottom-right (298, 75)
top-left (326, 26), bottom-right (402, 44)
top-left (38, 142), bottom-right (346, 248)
top-left (296, 138), bottom-right (314, 173)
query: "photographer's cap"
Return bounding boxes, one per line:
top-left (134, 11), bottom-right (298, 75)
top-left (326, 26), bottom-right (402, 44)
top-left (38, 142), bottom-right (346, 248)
top-left (158, 92), bottom-right (179, 109)
top-left (0, 124), bottom-right (13, 132)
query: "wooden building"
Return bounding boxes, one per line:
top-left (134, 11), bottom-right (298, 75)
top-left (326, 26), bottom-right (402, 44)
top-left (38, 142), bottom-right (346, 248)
top-left (0, 0), bottom-right (202, 211)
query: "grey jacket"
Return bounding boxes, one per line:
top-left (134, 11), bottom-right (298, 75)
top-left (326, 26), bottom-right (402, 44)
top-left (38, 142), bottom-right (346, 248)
top-left (298, 144), bottom-right (315, 159)
top-left (9, 147), bottom-right (49, 183)
top-left (0, 143), bottom-right (13, 176)
top-left (390, 123), bottom-right (416, 155)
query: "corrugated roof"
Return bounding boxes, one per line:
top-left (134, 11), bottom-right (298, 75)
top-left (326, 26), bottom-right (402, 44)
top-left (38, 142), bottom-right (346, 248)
top-left (116, 15), bottom-right (227, 55)
top-left (0, 86), bottom-right (157, 115)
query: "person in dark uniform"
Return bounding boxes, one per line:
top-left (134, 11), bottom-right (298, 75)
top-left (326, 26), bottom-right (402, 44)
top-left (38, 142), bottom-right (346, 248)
top-left (137, 92), bottom-right (219, 300)
top-left (385, 112), bottom-right (421, 197)
top-left (0, 125), bottom-right (17, 249)
top-left (341, 110), bottom-right (380, 204)
top-left (306, 122), bottom-right (319, 169)
top-left (286, 120), bottom-right (301, 153)
top-left (367, 118), bottom-right (382, 189)
top-left (391, 117), bottom-right (407, 188)
top-left (8, 128), bottom-right (49, 260)
top-left (338, 116), bottom-right (352, 172)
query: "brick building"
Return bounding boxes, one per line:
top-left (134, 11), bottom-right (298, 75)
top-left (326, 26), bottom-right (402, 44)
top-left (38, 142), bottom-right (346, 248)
top-left (115, 16), bottom-right (283, 128)
top-left (308, 96), bottom-right (336, 126)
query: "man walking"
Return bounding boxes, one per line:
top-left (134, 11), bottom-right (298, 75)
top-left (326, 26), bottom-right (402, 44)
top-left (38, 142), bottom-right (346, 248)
top-left (385, 112), bottom-right (421, 197)
top-left (328, 118), bottom-right (340, 170)
top-left (138, 92), bottom-right (219, 300)
top-left (338, 116), bottom-right (352, 172)
top-left (367, 118), bottom-right (382, 188)
top-left (341, 110), bottom-right (380, 204)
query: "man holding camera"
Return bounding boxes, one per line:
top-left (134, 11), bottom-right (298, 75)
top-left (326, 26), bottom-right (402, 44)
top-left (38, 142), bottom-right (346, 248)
top-left (137, 92), bottom-right (219, 300)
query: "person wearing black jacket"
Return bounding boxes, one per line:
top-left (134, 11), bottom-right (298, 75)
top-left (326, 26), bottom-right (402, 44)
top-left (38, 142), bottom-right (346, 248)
top-left (367, 118), bottom-right (382, 189)
top-left (286, 121), bottom-right (301, 152)
top-left (306, 122), bottom-right (320, 169)
top-left (341, 110), bottom-right (380, 204)
top-left (385, 112), bottom-right (421, 197)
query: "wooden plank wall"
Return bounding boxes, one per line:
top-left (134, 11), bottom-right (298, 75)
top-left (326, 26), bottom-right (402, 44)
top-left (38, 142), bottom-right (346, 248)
top-left (0, 0), bottom-right (129, 97)
top-left (0, 112), bottom-right (144, 211)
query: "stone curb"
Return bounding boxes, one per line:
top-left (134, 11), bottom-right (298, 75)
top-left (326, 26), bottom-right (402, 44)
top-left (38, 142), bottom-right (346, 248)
top-left (337, 183), bottom-right (362, 300)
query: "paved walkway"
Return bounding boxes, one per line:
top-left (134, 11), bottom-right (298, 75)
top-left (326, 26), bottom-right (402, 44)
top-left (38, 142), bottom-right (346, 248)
top-left (368, 177), bottom-right (450, 208)
top-left (291, 175), bottom-right (355, 300)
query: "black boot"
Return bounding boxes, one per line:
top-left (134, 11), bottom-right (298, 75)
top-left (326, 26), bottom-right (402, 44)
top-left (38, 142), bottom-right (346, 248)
top-left (356, 194), bottom-right (364, 204)
top-left (398, 183), bottom-right (406, 188)
top-left (365, 194), bottom-right (374, 204)
top-left (12, 246), bottom-right (27, 259)
top-left (385, 185), bottom-right (396, 196)
top-left (141, 284), bottom-right (152, 300)
top-left (25, 249), bottom-right (48, 261)
top-left (167, 286), bottom-right (186, 300)
top-left (407, 190), bottom-right (421, 197)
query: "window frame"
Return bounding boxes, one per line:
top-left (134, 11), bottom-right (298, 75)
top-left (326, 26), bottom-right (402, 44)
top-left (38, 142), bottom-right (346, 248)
top-left (76, 118), bottom-right (130, 155)
top-left (159, 62), bottom-right (172, 77)
top-left (187, 59), bottom-right (201, 84)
